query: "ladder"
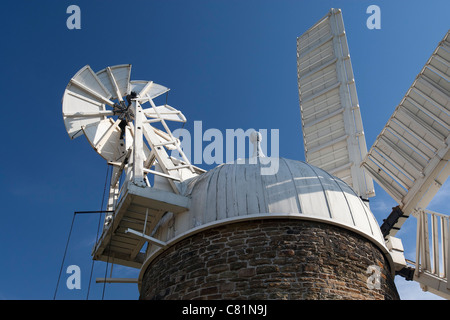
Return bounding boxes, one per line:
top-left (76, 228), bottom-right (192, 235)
top-left (103, 91), bottom-right (203, 225)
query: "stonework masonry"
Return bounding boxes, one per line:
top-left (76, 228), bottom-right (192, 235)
top-left (139, 219), bottom-right (399, 300)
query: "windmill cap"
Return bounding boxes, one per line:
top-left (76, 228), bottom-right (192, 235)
top-left (156, 158), bottom-right (388, 254)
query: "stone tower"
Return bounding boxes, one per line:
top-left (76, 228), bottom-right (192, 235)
top-left (138, 157), bottom-right (399, 300)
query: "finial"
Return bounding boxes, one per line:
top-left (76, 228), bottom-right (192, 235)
top-left (250, 131), bottom-right (265, 158)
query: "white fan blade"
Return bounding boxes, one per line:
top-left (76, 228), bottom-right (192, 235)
top-left (62, 90), bottom-right (105, 139)
top-left (96, 64), bottom-right (131, 100)
top-left (82, 118), bottom-right (127, 162)
top-left (62, 65), bottom-right (115, 139)
top-left (63, 110), bottom-right (115, 118)
top-left (69, 65), bottom-right (113, 103)
top-left (129, 80), bottom-right (170, 99)
top-left (143, 105), bottom-right (187, 123)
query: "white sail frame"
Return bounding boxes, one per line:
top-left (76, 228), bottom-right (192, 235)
top-left (297, 8), bottom-right (375, 200)
top-left (362, 30), bottom-right (450, 236)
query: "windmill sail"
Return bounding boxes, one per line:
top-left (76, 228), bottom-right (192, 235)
top-left (362, 30), bottom-right (450, 237)
top-left (297, 8), bottom-right (375, 200)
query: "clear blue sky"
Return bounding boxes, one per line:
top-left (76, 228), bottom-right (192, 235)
top-left (0, 0), bottom-right (448, 300)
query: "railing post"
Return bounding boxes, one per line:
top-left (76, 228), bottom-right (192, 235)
top-left (445, 216), bottom-right (450, 290)
top-left (415, 209), bottom-right (422, 277)
top-left (432, 213), bottom-right (439, 276)
top-left (423, 211), bottom-right (431, 274)
top-left (413, 209), bottom-right (450, 296)
top-left (133, 101), bottom-right (146, 187)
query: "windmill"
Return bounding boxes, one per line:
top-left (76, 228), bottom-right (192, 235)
top-left (60, 9), bottom-right (448, 301)
top-left (62, 60), bottom-right (400, 300)
top-left (297, 8), bottom-right (450, 298)
top-left (62, 64), bottom-right (204, 268)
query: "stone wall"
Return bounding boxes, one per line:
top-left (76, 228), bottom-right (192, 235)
top-left (139, 219), bottom-right (399, 300)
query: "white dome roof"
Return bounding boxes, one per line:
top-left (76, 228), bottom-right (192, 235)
top-left (152, 157), bottom-right (386, 250)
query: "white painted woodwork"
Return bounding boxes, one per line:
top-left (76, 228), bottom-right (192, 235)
top-left (92, 182), bottom-right (190, 268)
top-left (63, 64), bottom-right (202, 267)
top-left (297, 8), bottom-right (374, 200)
top-left (62, 65), bottom-right (113, 139)
top-left (129, 80), bottom-right (169, 100)
top-left (143, 105), bottom-right (187, 123)
top-left (96, 64), bottom-right (131, 100)
top-left (82, 118), bottom-right (126, 162)
top-left (414, 209), bottom-right (450, 299)
top-left (362, 30), bottom-right (450, 236)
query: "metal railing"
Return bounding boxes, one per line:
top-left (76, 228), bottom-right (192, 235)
top-left (414, 208), bottom-right (450, 298)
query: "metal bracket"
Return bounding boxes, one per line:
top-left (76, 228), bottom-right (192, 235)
top-left (125, 228), bottom-right (167, 248)
top-left (396, 266), bottom-right (415, 281)
top-left (380, 206), bottom-right (407, 238)
top-left (96, 278), bottom-right (138, 284)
